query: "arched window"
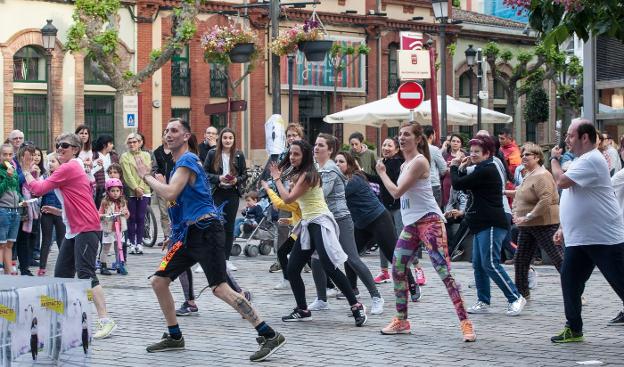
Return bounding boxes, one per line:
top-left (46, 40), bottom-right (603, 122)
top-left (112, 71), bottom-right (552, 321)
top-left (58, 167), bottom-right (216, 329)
top-left (458, 71), bottom-right (473, 98)
top-left (388, 43), bottom-right (399, 94)
top-left (13, 46), bottom-right (47, 82)
top-left (494, 78), bottom-right (507, 99)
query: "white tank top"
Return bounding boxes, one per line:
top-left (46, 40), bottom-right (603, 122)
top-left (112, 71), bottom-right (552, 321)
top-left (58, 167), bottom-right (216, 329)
top-left (399, 154), bottom-right (444, 225)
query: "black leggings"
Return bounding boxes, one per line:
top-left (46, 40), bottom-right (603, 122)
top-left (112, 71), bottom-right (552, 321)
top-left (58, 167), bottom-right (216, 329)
top-left (277, 235), bottom-right (335, 291)
top-left (213, 187), bottom-right (239, 260)
top-left (40, 213), bottom-right (65, 269)
top-left (353, 210), bottom-right (416, 288)
top-left (287, 223), bottom-right (357, 309)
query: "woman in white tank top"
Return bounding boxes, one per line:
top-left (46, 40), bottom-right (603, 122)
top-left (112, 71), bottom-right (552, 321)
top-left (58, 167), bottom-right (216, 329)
top-left (375, 122), bottom-right (475, 342)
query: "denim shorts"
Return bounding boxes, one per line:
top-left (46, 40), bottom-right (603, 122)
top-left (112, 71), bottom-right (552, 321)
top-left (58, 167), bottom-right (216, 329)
top-left (0, 207), bottom-right (21, 244)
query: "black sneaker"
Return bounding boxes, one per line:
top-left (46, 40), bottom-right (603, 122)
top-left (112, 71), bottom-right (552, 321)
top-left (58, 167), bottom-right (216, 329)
top-left (550, 326), bottom-right (584, 343)
top-left (100, 263), bottom-right (112, 276)
top-left (608, 310), bottom-right (624, 326)
top-left (249, 332), bottom-right (286, 362)
top-left (269, 262), bottom-right (281, 273)
top-left (146, 333), bottom-right (185, 352)
top-left (409, 284), bottom-right (422, 302)
top-left (281, 308), bottom-right (312, 322)
top-left (175, 301), bottom-right (199, 316)
top-left (336, 288), bottom-right (360, 300)
top-left (351, 303), bottom-right (367, 327)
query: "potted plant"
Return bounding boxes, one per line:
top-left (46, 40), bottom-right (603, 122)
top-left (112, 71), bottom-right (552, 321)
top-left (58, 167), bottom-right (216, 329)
top-left (201, 23), bottom-right (260, 64)
top-left (269, 19), bottom-right (332, 62)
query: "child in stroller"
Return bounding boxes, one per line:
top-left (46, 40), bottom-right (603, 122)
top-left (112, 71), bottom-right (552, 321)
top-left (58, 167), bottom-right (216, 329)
top-left (234, 191), bottom-right (264, 239)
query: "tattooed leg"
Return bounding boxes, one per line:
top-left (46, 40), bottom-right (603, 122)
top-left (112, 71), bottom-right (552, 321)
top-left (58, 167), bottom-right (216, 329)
top-left (212, 282), bottom-right (261, 326)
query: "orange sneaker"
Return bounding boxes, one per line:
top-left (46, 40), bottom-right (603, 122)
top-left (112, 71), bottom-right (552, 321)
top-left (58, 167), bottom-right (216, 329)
top-left (380, 317), bottom-right (411, 335)
top-left (460, 319), bottom-right (476, 342)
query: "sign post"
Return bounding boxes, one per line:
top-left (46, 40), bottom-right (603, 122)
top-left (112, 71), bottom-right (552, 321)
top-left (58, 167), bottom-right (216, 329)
top-left (397, 82), bottom-right (425, 122)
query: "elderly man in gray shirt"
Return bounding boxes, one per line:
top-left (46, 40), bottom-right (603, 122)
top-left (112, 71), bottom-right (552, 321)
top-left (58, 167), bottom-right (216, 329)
top-left (423, 126), bottom-right (448, 207)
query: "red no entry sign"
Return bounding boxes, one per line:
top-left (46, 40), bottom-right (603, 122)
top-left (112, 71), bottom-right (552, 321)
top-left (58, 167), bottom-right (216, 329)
top-left (397, 82), bottom-right (424, 110)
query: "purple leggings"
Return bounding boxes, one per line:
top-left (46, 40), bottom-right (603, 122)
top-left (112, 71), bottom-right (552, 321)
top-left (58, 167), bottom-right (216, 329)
top-left (127, 196), bottom-right (150, 245)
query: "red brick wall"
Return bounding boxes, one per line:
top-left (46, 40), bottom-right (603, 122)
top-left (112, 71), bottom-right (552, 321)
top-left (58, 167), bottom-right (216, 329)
top-left (137, 18), bottom-right (153, 146)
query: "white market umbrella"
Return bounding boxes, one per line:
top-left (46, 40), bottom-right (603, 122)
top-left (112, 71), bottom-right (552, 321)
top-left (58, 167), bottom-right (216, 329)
top-left (324, 94), bottom-right (512, 127)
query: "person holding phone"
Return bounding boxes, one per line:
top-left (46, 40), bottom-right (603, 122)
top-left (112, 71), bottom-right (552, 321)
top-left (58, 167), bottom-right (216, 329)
top-left (204, 128), bottom-right (247, 271)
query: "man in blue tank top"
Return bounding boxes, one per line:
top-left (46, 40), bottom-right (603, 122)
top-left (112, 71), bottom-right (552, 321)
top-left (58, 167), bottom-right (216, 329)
top-left (136, 118), bottom-right (285, 362)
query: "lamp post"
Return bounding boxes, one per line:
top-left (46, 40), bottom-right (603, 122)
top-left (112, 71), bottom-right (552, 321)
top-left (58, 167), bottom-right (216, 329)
top-left (476, 47), bottom-right (483, 131)
top-left (287, 53), bottom-right (295, 123)
top-left (432, 0), bottom-right (448, 142)
top-left (464, 44), bottom-right (476, 105)
top-left (41, 19), bottom-right (57, 152)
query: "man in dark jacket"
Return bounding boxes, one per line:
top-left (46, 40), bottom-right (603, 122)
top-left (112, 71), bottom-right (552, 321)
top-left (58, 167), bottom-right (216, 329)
top-left (198, 126), bottom-right (218, 163)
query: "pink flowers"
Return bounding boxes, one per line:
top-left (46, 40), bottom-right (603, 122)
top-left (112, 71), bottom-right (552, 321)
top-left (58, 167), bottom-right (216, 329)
top-left (201, 24), bottom-right (259, 64)
top-left (503, 0), bottom-right (584, 14)
top-left (269, 21), bottom-right (324, 56)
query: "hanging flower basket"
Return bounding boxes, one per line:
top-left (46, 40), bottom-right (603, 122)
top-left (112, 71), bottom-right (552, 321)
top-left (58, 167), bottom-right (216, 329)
top-left (201, 24), bottom-right (261, 65)
top-left (229, 43), bottom-right (256, 63)
top-left (269, 19), bottom-right (332, 61)
top-left (298, 40), bottom-right (333, 62)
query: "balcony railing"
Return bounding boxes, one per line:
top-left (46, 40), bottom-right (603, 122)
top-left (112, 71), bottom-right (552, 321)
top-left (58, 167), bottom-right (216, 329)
top-left (172, 62), bottom-right (191, 96)
top-left (210, 64), bottom-right (228, 98)
top-left (388, 75), bottom-right (400, 95)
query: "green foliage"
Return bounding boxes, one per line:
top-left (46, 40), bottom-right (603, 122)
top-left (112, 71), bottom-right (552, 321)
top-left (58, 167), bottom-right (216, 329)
top-left (447, 43), bottom-right (456, 57)
top-left (75, 0), bottom-right (121, 20)
top-left (93, 29), bottom-right (119, 55)
top-left (500, 50), bottom-right (513, 63)
top-left (483, 42), bottom-right (500, 59)
top-left (123, 70), bottom-right (135, 80)
top-left (65, 21), bottom-right (87, 52)
top-left (150, 49), bottom-right (162, 62)
top-left (178, 20), bottom-right (197, 42)
top-left (452, 0), bottom-right (461, 7)
top-left (529, 0), bottom-right (624, 46)
top-left (524, 84), bottom-right (549, 125)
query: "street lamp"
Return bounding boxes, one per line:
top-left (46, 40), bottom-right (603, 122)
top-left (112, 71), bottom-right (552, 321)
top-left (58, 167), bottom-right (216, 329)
top-left (464, 44), bottom-right (476, 105)
top-left (41, 19), bottom-right (57, 152)
top-left (432, 0), bottom-right (449, 142)
top-left (476, 47), bottom-right (483, 131)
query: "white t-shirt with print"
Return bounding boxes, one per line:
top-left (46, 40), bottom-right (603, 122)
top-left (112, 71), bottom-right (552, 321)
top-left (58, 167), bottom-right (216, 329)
top-left (560, 149), bottom-right (624, 247)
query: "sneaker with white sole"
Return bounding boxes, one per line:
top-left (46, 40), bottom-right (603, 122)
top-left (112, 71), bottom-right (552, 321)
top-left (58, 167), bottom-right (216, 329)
top-left (505, 296), bottom-right (527, 316)
top-left (351, 304), bottom-right (367, 327)
top-left (146, 333), bottom-right (185, 353)
top-left (308, 298), bottom-right (330, 311)
top-left (94, 319), bottom-right (117, 339)
top-left (326, 288), bottom-right (338, 298)
top-left (282, 308), bottom-right (312, 322)
top-left (227, 260), bottom-right (238, 271)
top-left (370, 297), bottom-right (384, 315)
top-left (374, 270), bottom-right (391, 284)
top-left (528, 267), bottom-right (538, 289)
top-left (128, 245), bottom-right (136, 255)
top-left (136, 243), bottom-right (144, 254)
top-left (274, 279), bottom-right (290, 290)
top-left (467, 301), bottom-right (490, 314)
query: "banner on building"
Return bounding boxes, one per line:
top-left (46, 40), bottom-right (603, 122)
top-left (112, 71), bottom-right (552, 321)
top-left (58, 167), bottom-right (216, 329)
top-left (123, 95), bottom-right (138, 129)
top-left (398, 50), bottom-right (431, 80)
top-left (400, 32), bottom-right (424, 50)
top-left (279, 35), bottom-right (366, 93)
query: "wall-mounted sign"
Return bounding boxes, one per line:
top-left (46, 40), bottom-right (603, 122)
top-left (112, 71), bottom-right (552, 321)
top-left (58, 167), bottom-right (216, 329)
top-left (123, 95), bottom-right (138, 129)
top-left (398, 50), bottom-right (431, 80)
top-left (280, 35), bottom-right (366, 93)
top-left (400, 32), bottom-right (424, 50)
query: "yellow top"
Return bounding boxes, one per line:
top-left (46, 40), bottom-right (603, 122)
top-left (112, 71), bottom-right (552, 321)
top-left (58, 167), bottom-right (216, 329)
top-left (267, 189), bottom-right (302, 226)
top-left (296, 184), bottom-right (329, 220)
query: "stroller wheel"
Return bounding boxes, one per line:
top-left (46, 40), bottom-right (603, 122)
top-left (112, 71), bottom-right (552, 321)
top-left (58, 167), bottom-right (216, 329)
top-left (244, 244), bottom-right (259, 257)
top-left (259, 241), bottom-right (272, 256)
top-left (231, 243), bottom-right (242, 257)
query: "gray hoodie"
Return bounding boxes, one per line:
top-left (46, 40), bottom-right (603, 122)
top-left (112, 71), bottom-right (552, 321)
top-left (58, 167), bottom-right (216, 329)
top-left (318, 159), bottom-right (351, 219)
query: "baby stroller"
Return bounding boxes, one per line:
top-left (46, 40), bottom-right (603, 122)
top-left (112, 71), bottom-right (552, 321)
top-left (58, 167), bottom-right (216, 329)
top-left (232, 198), bottom-right (277, 257)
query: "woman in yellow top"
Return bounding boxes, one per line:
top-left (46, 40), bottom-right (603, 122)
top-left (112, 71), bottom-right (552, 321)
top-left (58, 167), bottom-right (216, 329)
top-left (120, 133), bottom-right (152, 254)
top-left (269, 140), bottom-right (367, 326)
top-left (262, 180), bottom-right (301, 290)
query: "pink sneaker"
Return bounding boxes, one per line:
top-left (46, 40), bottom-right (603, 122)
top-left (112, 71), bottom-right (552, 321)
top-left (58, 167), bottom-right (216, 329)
top-left (416, 268), bottom-right (426, 286)
top-left (374, 270), bottom-right (391, 284)
top-left (37, 269), bottom-right (46, 276)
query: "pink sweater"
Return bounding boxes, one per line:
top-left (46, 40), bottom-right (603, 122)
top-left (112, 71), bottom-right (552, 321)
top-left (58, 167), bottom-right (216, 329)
top-left (27, 159), bottom-right (101, 234)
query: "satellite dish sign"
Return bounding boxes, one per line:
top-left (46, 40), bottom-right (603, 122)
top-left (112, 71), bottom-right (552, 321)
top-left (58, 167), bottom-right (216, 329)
top-left (400, 32), bottom-right (424, 50)
top-left (397, 82), bottom-right (425, 110)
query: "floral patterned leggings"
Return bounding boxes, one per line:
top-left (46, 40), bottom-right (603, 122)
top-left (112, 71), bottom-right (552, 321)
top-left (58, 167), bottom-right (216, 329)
top-left (393, 213), bottom-right (468, 321)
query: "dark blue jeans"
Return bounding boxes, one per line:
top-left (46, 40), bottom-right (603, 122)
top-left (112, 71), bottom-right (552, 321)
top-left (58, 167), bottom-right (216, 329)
top-left (472, 226), bottom-right (521, 304)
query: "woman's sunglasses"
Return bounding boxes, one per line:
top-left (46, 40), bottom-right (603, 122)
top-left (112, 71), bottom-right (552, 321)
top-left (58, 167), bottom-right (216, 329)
top-left (56, 142), bottom-right (76, 150)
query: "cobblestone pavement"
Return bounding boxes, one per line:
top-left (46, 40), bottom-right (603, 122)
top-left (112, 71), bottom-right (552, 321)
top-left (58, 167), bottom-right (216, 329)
top-left (42, 210), bottom-right (623, 366)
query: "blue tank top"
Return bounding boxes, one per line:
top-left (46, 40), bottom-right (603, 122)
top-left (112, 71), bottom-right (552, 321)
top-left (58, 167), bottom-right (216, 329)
top-left (168, 151), bottom-right (221, 243)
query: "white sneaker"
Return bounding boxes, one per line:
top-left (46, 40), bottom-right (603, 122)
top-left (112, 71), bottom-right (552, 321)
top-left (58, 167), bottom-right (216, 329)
top-left (528, 267), bottom-right (538, 289)
top-left (370, 296), bottom-right (384, 315)
top-left (506, 296), bottom-right (527, 316)
top-left (193, 264), bottom-right (204, 273)
top-left (136, 244), bottom-right (144, 254)
top-left (274, 279), bottom-right (290, 290)
top-left (308, 298), bottom-right (330, 311)
top-left (128, 245), bottom-right (136, 255)
top-left (467, 301), bottom-right (490, 314)
top-left (226, 260), bottom-right (238, 272)
top-left (326, 288), bottom-right (338, 298)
